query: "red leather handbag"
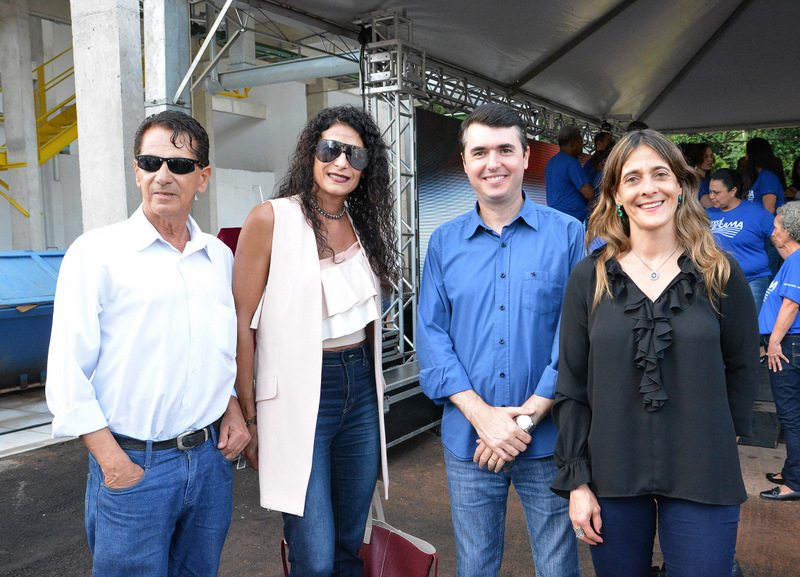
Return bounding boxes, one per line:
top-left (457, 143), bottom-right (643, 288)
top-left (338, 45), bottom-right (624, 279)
top-left (359, 518), bottom-right (438, 577)
top-left (281, 489), bottom-right (438, 577)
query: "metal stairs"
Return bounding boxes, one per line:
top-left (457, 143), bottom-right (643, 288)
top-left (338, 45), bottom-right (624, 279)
top-left (1, 48), bottom-right (77, 216)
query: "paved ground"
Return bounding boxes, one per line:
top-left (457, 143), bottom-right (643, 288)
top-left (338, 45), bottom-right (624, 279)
top-left (1, 429), bottom-right (798, 577)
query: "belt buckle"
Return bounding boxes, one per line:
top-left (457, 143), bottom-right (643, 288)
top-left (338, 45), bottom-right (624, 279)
top-left (176, 427), bottom-right (208, 450)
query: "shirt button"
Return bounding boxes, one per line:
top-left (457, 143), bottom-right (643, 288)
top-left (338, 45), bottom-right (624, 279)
top-left (500, 339), bottom-right (505, 344)
top-left (500, 373), bottom-right (505, 378)
top-left (500, 273), bottom-right (506, 278)
top-left (500, 305), bottom-right (505, 310)
top-left (501, 242), bottom-right (507, 247)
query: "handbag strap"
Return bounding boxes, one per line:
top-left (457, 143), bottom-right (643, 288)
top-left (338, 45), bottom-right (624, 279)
top-left (363, 484), bottom-right (385, 544)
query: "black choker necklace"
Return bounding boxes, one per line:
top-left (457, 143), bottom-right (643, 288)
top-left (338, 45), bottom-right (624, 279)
top-left (310, 196), bottom-right (346, 219)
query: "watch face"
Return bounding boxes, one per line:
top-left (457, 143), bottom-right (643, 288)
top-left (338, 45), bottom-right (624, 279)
top-left (516, 415), bottom-right (534, 431)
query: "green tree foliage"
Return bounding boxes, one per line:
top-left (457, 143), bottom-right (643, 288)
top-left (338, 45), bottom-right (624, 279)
top-left (670, 128), bottom-right (800, 185)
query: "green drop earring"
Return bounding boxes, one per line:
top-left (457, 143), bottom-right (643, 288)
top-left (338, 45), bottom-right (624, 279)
top-left (617, 203), bottom-right (623, 218)
top-left (678, 194), bottom-right (683, 209)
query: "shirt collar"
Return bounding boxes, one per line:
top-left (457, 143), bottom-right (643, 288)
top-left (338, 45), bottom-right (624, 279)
top-left (128, 206), bottom-right (212, 260)
top-left (465, 190), bottom-right (539, 239)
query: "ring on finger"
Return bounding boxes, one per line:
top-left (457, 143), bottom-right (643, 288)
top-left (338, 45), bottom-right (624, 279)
top-left (574, 526), bottom-right (585, 539)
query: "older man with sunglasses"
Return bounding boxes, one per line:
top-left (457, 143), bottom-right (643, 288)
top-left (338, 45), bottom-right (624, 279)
top-left (46, 110), bottom-right (250, 577)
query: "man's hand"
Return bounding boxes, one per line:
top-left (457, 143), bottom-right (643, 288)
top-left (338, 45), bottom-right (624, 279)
top-left (104, 458), bottom-right (145, 489)
top-left (450, 390), bottom-right (534, 462)
top-left (521, 394), bottom-right (554, 427)
top-left (473, 440), bottom-right (507, 472)
top-left (218, 397), bottom-right (251, 460)
top-left (81, 428), bottom-right (144, 489)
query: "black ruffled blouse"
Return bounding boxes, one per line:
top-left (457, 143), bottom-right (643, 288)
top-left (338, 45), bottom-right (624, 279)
top-left (551, 251), bottom-right (759, 506)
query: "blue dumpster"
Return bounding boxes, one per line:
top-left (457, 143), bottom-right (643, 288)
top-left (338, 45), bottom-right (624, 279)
top-left (0, 250), bottom-right (65, 390)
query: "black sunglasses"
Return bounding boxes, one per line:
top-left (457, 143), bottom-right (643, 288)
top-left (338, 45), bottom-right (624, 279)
top-left (135, 155), bottom-right (205, 175)
top-left (314, 139), bottom-right (370, 170)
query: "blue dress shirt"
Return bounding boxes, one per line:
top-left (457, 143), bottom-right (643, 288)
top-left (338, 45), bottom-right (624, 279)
top-left (418, 193), bottom-right (585, 460)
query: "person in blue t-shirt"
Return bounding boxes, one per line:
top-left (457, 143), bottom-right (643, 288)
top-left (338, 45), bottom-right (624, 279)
top-left (706, 168), bottom-right (774, 313)
top-left (746, 137), bottom-right (787, 276)
top-left (745, 137), bottom-right (786, 215)
top-left (546, 125), bottom-right (595, 222)
top-left (758, 202), bottom-right (800, 502)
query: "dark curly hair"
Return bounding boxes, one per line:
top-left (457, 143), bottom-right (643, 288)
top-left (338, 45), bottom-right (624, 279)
top-left (276, 105), bottom-right (399, 290)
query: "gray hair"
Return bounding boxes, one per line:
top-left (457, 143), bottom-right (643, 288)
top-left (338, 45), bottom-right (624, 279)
top-left (557, 125), bottom-right (583, 147)
top-left (777, 203), bottom-right (800, 241)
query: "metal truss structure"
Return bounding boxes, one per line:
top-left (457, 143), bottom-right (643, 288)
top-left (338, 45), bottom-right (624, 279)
top-left (187, 4), bottom-right (609, 364)
top-left (357, 11), bottom-right (606, 363)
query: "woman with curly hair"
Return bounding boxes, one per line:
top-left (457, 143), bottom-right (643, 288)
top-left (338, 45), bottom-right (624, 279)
top-left (233, 105), bottom-right (399, 576)
top-left (551, 130), bottom-right (759, 576)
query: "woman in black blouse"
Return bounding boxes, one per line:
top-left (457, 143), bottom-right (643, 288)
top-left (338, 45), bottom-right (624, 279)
top-left (551, 130), bottom-right (759, 577)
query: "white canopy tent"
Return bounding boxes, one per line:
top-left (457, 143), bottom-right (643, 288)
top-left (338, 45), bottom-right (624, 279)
top-left (251, 0), bottom-right (800, 132)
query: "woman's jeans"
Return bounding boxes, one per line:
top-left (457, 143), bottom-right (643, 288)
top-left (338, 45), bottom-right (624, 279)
top-left (749, 275), bottom-right (771, 316)
top-left (283, 342), bottom-right (380, 577)
top-left (768, 334), bottom-right (800, 491)
top-left (590, 495), bottom-right (739, 577)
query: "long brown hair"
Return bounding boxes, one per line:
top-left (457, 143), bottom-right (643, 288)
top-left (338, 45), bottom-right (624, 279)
top-left (588, 130), bottom-right (730, 309)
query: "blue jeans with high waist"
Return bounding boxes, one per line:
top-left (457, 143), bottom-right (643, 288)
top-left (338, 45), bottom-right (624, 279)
top-left (768, 334), bottom-right (800, 492)
top-left (85, 425), bottom-right (233, 577)
top-left (443, 450), bottom-right (579, 577)
top-left (749, 275), bottom-right (771, 316)
top-left (283, 342), bottom-right (380, 577)
top-left (590, 495), bottom-right (740, 577)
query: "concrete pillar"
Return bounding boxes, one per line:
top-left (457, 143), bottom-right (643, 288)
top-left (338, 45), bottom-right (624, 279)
top-left (306, 78), bottom-right (338, 119)
top-left (0, 0), bottom-right (46, 249)
top-left (142, 0), bottom-right (190, 114)
top-left (228, 28), bottom-right (257, 72)
top-left (191, 88), bottom-right (217, 235)
top-left (70, 0), bottom-right (144, 229)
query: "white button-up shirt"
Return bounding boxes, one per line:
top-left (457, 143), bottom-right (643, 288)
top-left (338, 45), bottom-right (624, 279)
top-left (46, 207), bottom-right (237, 441)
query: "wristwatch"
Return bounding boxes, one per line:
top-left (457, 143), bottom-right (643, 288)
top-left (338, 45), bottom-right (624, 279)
top-left (515, 414), bottom-right (536, 434)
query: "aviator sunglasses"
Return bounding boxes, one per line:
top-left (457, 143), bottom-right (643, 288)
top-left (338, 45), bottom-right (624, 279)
top-left (135, 155), bottom-right (205, 175)
top-left (314, 139), bottom-right (370, 170)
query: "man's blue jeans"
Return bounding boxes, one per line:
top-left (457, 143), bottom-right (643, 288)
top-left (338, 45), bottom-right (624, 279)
top-left (768, 334), bottom-right (800, 491)
top-left (444, 450), bottom-right (579, 577)
top-left (283, 342), bottom-right (380, 577)
top-left (590, 495), bottom-right (739, 577)
top-left (85, 426), bottom-right (233, 577)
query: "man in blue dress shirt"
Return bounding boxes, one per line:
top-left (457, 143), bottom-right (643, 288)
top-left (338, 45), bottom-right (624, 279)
top-left (545, 125), bottom-right (595, 222)
top-left (418, 104), bottom-right (583, 577)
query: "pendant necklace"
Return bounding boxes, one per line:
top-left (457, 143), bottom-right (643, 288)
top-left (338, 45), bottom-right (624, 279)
top-left (309, 196), bottom-right (346, 219)
top-left (630, 244), bottom-right (680, 281)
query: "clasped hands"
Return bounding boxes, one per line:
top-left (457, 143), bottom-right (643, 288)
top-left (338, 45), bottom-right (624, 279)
top-left (471, 395), bottom-right (553, 473)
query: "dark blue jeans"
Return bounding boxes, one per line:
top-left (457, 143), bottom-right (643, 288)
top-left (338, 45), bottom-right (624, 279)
top-left (590, 495), bottom-right (739, 577)
top-left (85, 426), bottom-right (233, 577)
top-left (768, 334), bottom-right (800, 491)
top-left (283, 342), bottom-right (380, 577)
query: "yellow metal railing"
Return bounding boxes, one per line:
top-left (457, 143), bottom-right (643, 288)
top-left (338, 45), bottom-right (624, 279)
top-left (0, 176), bottom-right (30, 217)
top-left (1, 48), bottom-right (76, 216)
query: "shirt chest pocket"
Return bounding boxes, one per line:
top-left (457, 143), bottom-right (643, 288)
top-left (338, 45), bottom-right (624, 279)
top-left (521, 270), bottom-right (564, 315)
